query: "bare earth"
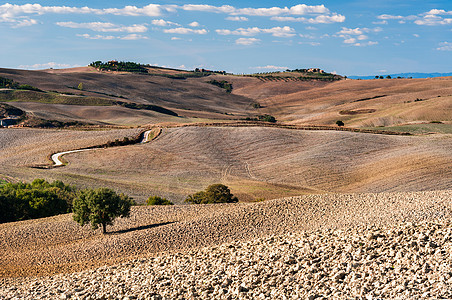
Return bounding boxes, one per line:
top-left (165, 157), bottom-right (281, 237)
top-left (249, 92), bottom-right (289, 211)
top-left (1, 190), bottom-right (451, 298)
top-left (2, 126), bottom-right (450, 202)
top-left (1, 68), bottom-right (452, 298)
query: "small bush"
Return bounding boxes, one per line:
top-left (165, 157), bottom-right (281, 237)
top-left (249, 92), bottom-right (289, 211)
top-left (0, 179), bottom-right (76, 223)
top-left (146, 196), bottom-right (173, 205)
top-left (336, 120), bottom-right (344, 127)
top-left (185, 184), bottom-right (238, 204)
top-left (208, 80), bottom-right (233, 93)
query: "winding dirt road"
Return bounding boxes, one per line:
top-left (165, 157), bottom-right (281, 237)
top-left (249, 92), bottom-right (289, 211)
top-left (51, 129), bottom-right (156, 167)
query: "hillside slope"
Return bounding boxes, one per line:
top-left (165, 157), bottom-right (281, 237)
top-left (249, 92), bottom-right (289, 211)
top-left (1, 126), bottom-right (450, 202)
top-left (0, 67), bottom-right (255, 125)
top-left (224, 75), bottom-right (452, 127)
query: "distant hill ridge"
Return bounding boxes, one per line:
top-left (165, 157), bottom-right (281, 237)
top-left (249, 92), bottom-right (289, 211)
top-left (349, 72), bottom-right (452, 80)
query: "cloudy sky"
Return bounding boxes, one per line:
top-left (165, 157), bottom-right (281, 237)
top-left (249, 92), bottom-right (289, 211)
top-left (0, 0), bottom-right (451, 75)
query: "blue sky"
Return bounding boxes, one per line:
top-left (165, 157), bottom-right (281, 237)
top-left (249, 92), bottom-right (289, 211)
top-left (0, 1), bottom-right (451, 76)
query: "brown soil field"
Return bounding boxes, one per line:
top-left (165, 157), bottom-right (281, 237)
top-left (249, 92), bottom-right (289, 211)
top-left (1, 67), bottom-right (451, 127)
top-left (0, 67), bottom-right (255, 125)
top-left (1, 126), bottom-right (450, 203)
top-left (1, 190), bottom-right (450, 278)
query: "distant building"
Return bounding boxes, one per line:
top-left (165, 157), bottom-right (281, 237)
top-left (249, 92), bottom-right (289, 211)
top-left (307, 68), bottom-right (324, 73)
top-left (0, 118), bottom-right (17, 127)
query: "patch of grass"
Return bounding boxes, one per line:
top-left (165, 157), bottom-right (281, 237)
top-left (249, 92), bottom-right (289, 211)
top-left (0, 90), bottom-right (115, 106)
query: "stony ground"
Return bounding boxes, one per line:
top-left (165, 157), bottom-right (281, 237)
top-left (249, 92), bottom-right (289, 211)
top-left (1, 219), bottom-right (452, 299)
top-left (1, 190), bottom-right (451, 299)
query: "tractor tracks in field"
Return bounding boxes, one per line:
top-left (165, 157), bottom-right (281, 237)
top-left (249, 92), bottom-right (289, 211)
top-left (40, 120), bottom-right (412, 169)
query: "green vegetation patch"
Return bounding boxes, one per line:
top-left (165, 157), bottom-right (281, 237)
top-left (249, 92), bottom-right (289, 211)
top-left (0, 90), bottom-right (114, 105)
top-left (0, 76), bottom-right (43, 91)
top-left (185, 184), bottom-right (238, 204)
top-left (146, 196), bottom-right (174, 205)
top-left (90, 60), bottom-right (148, 73)
top-left (0, 179), bottom-right (76, 223)
top-left (245, 114), bottom-right (277, 123)
top-left (208, 79), bottom-right (233, 93)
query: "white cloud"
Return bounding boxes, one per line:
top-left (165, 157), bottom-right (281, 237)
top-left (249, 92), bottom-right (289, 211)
top-left (226, 16), bottom-right (248, 21)
top-left (0, 3), bottom-right (166, 20)
top-left (338, 27), bottom-right (364, 35)
top-left (299, 33), bottom-right (315, 39)
top-left (120, 34), bottom-right (148, 40)
top-left (352, 41), bottom-right (378, 47)
top-left (216, 26), bottom-right (295, 37)
top-left (18, 62), bottom-right (81, 69)
top-left (76, 33), bottom-right (116, 40)
top-left (357, 34), bottom-right (368, 40)
top-left (271, 14), bottom-right (345, 24)
top-left (415, 15), bottom-right (452, 25)
top-left (423, 9), bottom-right (452, 16)
top-left (151, 19), bottom-right (179, 27)
top-left (188, 21), bottom-right (200, 27)
top-left (377, 9), bottom-right (452, 26)
top-left (163, 27), bottom-right (208, 34)
top-left (373, 20), bottom-right (388, 25)
top-left (171, 37), bottom-right (181, 40)
top-left (437, 42), bottom-right (452, 51)
top-left (12, 18), bottom-right (38, 27)
top-left (76, 33), bottom-right (148, 40)
top-left (235, 37), bottom-right (260, 45)
top-left (413, 34), bottom-right (420, 37)
top-left (181, 4), bottom-right (329, 16)
top-left (254, 65), bottom-right (288, 70)
top-left (337, 27), bottom-right (381, 44)
top-left (377, 14), bottom-right (407, 20)
top-left (57, 22), bottom-right (147, 33)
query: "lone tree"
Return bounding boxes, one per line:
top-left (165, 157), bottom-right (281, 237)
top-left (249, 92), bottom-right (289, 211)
top-left (185, 184), bottom-right (238, 204)
top-left (72, 188), bottom-right (135, 234)
top-left (336, 120), bottom-right (345, 127)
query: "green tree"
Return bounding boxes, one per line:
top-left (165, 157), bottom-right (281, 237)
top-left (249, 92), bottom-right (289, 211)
top-left (72, 188), bottom-right (135, 234)
top-left (77, 83), bottom-right (83, 90)
top-left (0, 179), bottom-right (75, 223)
top-left (336, 120), bottom-right (345, 127)
top-left (185, 184), bottom-right (238, 204)
top-left (146, 196), bottom-right (173, 205)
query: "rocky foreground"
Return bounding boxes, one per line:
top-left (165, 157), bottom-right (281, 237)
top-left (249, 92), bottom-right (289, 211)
top-left (2, 219), bottom-right (452, 299)
top-left (1, 190), bottom-right (452, 299)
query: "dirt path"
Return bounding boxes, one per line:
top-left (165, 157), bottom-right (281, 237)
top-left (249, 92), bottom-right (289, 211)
top-left (50, 128), bottom-right (157, 167)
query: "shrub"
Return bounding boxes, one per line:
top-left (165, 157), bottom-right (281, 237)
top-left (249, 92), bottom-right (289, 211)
top-left (146, 196), bottom-right (173, 205)
top-left (208, 80), bottom-right (233, 93)
top-left (185, 184), bottom-right (238, 204)
top-left (336, 120), bottom-right (344, 127)
top-left (0, 179), bottom-right (76, 223)
top-left (73, 188), bottom-right (135, 234)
